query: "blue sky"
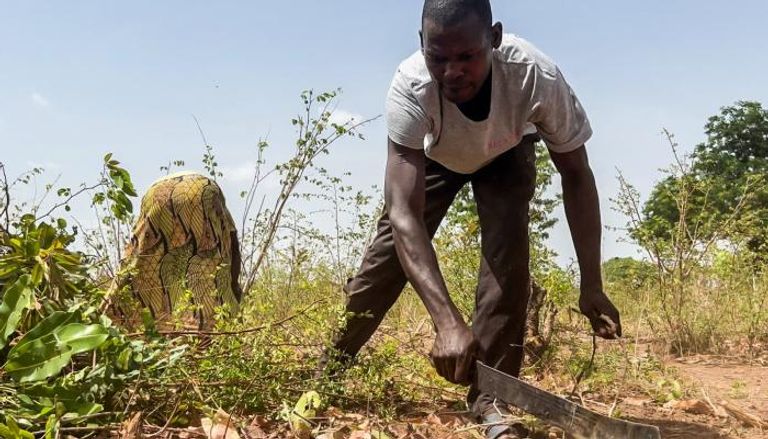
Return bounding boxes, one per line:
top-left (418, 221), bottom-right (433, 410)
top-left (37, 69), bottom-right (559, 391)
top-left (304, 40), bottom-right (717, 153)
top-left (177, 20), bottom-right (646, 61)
top-left (1, 1), bottom-right (767, 265)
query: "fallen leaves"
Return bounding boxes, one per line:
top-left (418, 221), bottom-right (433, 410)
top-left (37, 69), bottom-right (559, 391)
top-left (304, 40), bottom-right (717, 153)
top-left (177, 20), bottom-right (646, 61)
top-left (661, 397), bottom-right (768, 428)
top-left (120, 412), bottom-right (143, 439)
top-left (201, 409), bottom-right (241, 439)
top-left (288, 391), bottom-right (322, 439)
top-left (243, 415), bottom-right (271, 439)
top-left (719, 400), bottom-right (768, 429)
top-left (114, 394), bottom-right (768, 439)
top-left (662, 399), bottom-right (714, 415)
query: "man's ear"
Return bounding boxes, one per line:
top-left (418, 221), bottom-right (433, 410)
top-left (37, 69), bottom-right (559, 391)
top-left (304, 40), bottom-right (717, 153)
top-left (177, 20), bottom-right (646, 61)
top-left (491, 21), bottom-right (503, 48)
top-left (419, 30), bottom-right (424, 50)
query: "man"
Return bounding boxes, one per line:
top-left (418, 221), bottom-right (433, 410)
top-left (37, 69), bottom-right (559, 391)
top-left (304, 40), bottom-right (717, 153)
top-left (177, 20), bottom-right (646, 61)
top-left (321, 1), bottom-right (621, 437)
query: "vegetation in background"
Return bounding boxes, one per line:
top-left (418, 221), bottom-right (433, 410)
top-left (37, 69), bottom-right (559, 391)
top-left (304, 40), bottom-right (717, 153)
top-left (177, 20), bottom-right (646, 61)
top-left (612, 102), bottom-right (768, 355)
top-left (1, 96), bottom-right (767, 437)
top-left (639, 102), bottom-right (768, 254)
top-left (0, 156), bottom-right (181, 437)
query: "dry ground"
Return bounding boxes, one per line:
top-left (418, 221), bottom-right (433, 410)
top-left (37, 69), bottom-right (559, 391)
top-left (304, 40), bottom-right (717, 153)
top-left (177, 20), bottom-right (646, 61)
top-left (125, 355), bottom-right (768, 438)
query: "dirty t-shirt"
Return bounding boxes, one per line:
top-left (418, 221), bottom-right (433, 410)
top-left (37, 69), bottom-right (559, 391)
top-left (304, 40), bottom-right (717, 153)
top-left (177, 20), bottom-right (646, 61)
top-left (386, 34), bottom-right (592, 174)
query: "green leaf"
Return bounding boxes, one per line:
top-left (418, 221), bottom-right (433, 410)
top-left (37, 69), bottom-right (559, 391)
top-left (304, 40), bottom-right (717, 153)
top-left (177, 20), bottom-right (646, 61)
top-left (0, 260), bottom-right (20, 279)
top-left (3, 415), bottom-right (34, 439)
top-left (15, 311), bottom-right (77, 351)
top-left (91, 192), bottom-right (106, 205)
top-left (44, 415), bottom-right (57, 439)
top-left (55, 323), bottom-right (109, 355)
top-left (30, 263), bottom-right (44, 286)
top-left (4, 333), bottom-right (73, 382)
top-left (371, 430), bottom-right (394, 439)
top-left (23, 237), bottom-right (40, 257)
top-left (111, 173), bottom-right (124, 190)
top-left (4, 322), bottom-right (107, 382)
top-left (289, 390), bottom-right (322, 438)
top-left (117, 346), bottom-right (133, 371)
top-left (72, 401), bottom-right (103, 417)
top-left (0, 275), bottom-right (34, 349)
top-left (6, 416), bottom-right (19, 436)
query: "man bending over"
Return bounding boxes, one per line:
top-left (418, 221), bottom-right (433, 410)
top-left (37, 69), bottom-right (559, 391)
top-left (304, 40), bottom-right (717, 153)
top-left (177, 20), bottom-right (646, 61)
top-left (321, 1), bottom-right (621, 437)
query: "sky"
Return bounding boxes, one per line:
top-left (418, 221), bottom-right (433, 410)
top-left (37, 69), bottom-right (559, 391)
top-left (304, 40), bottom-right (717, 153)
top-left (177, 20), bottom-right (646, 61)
top-left (1, 1), bottom-right (767, 266)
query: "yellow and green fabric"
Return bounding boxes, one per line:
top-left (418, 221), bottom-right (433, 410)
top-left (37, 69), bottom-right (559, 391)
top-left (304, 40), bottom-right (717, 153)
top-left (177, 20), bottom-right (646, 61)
top-left (118, 171), bottom-right (241, 330)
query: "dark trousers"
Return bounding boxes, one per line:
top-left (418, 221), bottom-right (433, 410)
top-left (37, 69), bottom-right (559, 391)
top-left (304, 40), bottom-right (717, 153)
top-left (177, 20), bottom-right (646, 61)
top-left (328, 135), bottom-right (538, 416)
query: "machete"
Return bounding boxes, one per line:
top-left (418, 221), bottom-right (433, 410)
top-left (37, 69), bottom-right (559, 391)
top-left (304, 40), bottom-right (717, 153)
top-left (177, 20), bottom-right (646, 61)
top-left (476, 361), bottom-right (661, 439)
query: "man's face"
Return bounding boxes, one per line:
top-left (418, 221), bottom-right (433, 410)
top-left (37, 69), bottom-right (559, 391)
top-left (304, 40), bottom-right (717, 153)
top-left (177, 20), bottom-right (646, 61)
top-left (421, 15), bottom-right (499, 104)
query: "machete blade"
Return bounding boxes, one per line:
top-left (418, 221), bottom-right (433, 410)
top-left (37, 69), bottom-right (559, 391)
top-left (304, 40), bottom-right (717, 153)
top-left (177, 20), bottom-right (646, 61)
top-left (476, 361), bottom-right (661, 439)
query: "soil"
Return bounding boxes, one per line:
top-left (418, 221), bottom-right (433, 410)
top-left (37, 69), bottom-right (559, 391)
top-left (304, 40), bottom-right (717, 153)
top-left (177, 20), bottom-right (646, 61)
top-left (673, 355), bottom-right (768, 419)
top-left (666, 355), bottom-right (768, 438)
top-left (129, 355), bottom-right (768, 438)
top-left (382, 354), bottom-right (768, 439)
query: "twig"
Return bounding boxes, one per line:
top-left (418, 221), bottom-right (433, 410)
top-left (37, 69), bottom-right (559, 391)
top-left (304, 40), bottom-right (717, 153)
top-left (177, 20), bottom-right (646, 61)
top-left (122, 365), bottom-right (144, 417)
top-left (144, 425), bottom-right (208, 438)
top-left (35, 182), bottom-right (105, 222)
top-left (570, 334), bottom-right (597, 397)
top-left (180, 367), bottom-right (215, 409)
top-left (32, 424), bottom-right (120, 435)
top-left (241, 107), bottom-right (379, 295)
top-left (127, 298), bottom-right (326, 337)
top-left (192, 114), bottom-right (209, 149)
top-left (700, 388), bottom-right (723, 417)
top-left (451, 417), bottom-right (518, 434)
top-left (145, 387), bottom-right (185, 438)
top-left (720, 399), bottom-right (768, 428)
top-left (0, 162), bottom-right (10, 232)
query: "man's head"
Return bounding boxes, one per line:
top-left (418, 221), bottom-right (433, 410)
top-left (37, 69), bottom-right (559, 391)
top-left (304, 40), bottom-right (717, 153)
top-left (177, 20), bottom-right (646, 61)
top-left (421, 0), bottom-right (502, 104)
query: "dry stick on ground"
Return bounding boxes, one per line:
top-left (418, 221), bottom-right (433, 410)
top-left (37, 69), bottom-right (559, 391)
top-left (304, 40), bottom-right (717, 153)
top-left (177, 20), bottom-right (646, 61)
top-left (700, 388), bottom-right (726, 418)
top-left (145, 398), bottom-right (184, 438)
top-left (32, 424), bottom-right (121, 436)
top-left (719, 400), bottom-right (768, 429)
top-left (143, 425), bottom-right (208, 438)
top-left (569, 331), bottom-right (598, 398)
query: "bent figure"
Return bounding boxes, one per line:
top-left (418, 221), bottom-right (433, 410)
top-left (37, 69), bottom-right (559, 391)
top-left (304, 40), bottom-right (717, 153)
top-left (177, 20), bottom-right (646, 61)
top-left (115, 171), bottom-right (242, 330)
top-left (320, 1), bottom-right (622, 438)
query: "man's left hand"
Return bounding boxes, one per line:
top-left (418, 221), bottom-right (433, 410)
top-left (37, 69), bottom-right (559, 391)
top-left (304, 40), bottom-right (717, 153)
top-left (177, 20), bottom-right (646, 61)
top-left (579, 290), bottom-right (622, 339)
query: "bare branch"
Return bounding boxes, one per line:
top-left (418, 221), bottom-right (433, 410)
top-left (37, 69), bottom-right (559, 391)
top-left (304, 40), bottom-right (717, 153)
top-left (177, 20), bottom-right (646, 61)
top-left (0, 162), bottom-right (10, 233)
top-left (129, 298), bottom-right (325, 337)
top-left (35, 181), bottom-right (105, 222)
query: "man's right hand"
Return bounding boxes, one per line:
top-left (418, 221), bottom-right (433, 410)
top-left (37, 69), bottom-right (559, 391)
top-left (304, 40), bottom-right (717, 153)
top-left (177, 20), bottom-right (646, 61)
top-left (431, 322), bottom-right (477, 385)
top-left (384, 139), bottom-right (475, 385)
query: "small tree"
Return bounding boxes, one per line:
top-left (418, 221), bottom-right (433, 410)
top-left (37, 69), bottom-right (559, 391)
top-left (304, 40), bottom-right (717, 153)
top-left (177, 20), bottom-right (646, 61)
top-left (236, 90), bottom-right (376, 297)
top-left (639, 101), bottom-right (768, 255)
top-left (614, 129), bottom-right (761, 354)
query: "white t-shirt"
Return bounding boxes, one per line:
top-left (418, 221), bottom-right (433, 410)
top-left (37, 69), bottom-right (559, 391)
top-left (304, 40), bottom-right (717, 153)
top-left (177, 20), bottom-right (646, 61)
top-left (386, 34), bottom-right (592, 174)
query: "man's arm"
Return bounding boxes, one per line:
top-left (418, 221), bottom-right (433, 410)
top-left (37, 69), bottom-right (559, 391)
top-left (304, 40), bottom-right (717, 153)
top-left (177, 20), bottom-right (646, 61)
top-left (550, 145), bottom-right (622, 339)
top-left (385, 138), bottom-right (476, 384)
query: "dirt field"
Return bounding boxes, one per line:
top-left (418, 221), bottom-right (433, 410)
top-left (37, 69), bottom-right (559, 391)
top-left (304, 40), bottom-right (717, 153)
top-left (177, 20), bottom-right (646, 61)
top-left (367, 355), bottom-right (768, 439)
top-left (664, 356), bottom-right (768, 438)
top-left (128, 354), bottom-right (768, 438)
